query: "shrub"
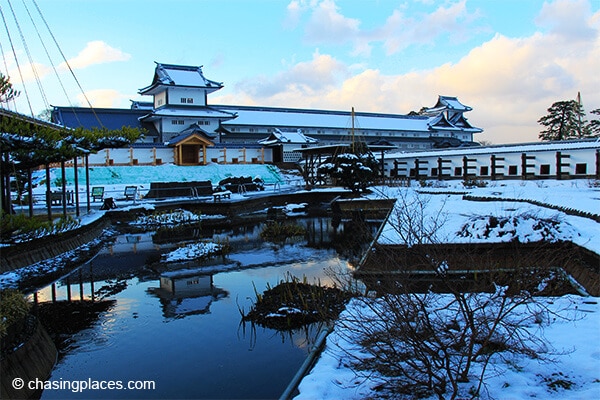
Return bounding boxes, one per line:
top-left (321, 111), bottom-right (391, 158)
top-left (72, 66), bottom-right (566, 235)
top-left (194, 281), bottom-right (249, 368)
top-left (260, 221), bottom-right (306, 243)
top-left (0, 212), bottom-right (79, 243)
top-left (0, 289), bottom-right (31, 337)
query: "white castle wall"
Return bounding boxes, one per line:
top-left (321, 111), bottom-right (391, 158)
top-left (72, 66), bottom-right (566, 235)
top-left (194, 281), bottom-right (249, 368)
top-left (65, 146), bottom-right (273, 167)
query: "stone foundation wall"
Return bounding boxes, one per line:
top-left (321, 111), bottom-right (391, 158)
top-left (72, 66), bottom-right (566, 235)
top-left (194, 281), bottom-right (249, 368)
top-left (0, 217), bottom-right (110, 274)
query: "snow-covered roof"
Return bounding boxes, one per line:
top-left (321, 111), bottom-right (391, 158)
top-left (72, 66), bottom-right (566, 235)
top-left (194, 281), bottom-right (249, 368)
top-left (428, 113), bottom-right (482, 133)
top-left (139, 62), bottom-right (224, 95)
top-left (167, 129), bottom-right (215, 146)
top-left (139, 106), bottom-right (236, 122)
top-left (217, 105), bottom-right (436, 132)
top-left (258, 129), bottom-right (318, 145)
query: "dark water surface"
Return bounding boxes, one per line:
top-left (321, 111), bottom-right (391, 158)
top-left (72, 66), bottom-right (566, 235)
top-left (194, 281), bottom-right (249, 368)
top-left (34, 217), bottom-right (373, 399)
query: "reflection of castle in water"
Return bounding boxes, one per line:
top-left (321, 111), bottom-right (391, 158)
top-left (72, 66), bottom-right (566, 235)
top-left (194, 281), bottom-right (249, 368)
top-left (147, 272), bottom-right (228, 319)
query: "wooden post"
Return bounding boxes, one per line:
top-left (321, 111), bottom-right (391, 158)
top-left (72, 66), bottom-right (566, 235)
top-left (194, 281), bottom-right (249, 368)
top-left (74, 157), bottom-right (80, 217)
top-left (61, 161), bottom-right (67, 218)
top-left (85, 154), bottom-right (91, 214)
top-left (414, 159), bottom-right (420, 180)
top-left (152, 147), bottom-right (157, 165)
top-left (596, 150), bottom-right (599, 180)
top-left (129, 147), bottom-right (134, 165)
top-left (27, 168), bottom-right (33, 217)
top-left (45, 165), bottom-right (52, 221)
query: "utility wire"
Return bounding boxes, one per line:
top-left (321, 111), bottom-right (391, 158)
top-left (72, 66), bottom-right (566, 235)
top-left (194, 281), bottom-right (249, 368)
top-left (6, 0), bottom-right (49, 112)
top-left (31, 0), bottom-right (104, 127)
top-left (0, 3), bottom-right (34, 115)
top-left (19, 0), bottom-right (82, 125)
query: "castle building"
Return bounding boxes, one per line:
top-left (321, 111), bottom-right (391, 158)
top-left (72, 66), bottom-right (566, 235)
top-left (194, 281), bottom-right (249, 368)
top-left (52, 62), bottom-right (483, 152)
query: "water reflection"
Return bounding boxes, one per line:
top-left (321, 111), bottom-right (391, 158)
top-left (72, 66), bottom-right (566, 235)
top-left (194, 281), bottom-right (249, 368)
top-left (33, 216), bottom-right (380, 399)
top-left (147, 272), bottom-right (228, 319)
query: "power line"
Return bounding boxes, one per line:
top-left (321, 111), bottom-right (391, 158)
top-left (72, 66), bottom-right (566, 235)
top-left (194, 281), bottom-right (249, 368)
top-left (0, 3), bottom-right (34, 115)
top-left (6, 0), bottom-right (49, 112)
top-left (30, 0), bottom-right (104, 127)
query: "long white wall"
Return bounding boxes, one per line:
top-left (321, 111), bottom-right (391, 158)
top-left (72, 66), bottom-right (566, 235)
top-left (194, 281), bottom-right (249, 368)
top-left (383, 141), bottom-right (600, 180)
top-left (65, 146), bottom-right (273, 166)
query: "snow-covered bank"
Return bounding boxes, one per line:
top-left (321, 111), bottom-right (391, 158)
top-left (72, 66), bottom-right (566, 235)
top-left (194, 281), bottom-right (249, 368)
top-left (296, 295), bottom-right (600, 399)
top-left (297, 179), bottom-right (599, 400)
top-left (371, 179), bottom-right (599, 255)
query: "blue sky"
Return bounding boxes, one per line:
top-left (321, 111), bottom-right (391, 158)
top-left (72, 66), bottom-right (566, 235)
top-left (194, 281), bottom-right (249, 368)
top-left (2, 0), bottom-right (599, 143)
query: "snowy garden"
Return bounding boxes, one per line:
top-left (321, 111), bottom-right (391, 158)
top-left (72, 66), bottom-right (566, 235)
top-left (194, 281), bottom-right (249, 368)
top-left (1, 163), bottom-right (599, 399)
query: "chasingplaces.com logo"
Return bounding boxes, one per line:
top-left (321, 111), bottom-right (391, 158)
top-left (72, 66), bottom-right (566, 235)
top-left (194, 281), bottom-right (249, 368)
top-left (12, 377), bottom-right (156, 394)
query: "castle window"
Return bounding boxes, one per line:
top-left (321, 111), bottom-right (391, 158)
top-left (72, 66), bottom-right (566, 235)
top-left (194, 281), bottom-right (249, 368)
top-left (180, 97), bottom-right (194, 104)
top-left (171, 120), bottom-right (185, 125)
top-left (575, 163), bottom-right (587, 174)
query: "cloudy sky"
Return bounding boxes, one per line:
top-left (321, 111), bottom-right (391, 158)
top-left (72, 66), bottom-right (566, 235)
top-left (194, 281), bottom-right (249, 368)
top-left (2, 0), bottom-right (599, 143)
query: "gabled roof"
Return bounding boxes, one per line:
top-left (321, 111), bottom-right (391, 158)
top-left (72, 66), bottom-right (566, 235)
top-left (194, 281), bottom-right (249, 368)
top-left (139, 62), bottom-right (223, 95)
top-left (180, 122), bottom-right (217, 139)
top-left (258, 129), bottom-right (318, 146)
top-left (420, 95), bottom-right (473, 117)
top-left (427, 113), bottom-right (482, 133)
top-left (167, 130), bottom-right (215, 147)
top-left (434, 95), bottom-right (472, 112)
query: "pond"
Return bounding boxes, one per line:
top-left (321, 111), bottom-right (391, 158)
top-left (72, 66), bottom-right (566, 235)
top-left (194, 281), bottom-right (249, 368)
top-left (31, 215), bottom-right (378, 399)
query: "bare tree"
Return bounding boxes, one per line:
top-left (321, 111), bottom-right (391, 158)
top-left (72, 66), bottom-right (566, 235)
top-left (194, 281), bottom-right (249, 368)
top-left (334, 190), bottom-right (572, 399)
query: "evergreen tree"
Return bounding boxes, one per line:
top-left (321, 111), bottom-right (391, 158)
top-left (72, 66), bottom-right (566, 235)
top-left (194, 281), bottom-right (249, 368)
top-left (318, 141), bottom-right (379, 193)
top-left (0, 73), bottom-right (19, 104)
top-left (588, 108), bottom-right (600, 137)
top-left (538, 100), bottom-right (589, 141)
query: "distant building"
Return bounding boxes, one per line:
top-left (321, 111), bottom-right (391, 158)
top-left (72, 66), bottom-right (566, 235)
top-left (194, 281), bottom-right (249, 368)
top-left (52, 62), bottom-right (483, 151)
top-left (258, 128), bottom-right (318, 163)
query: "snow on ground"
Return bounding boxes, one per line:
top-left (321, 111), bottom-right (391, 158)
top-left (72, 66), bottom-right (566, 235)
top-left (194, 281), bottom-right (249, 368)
top-left (129, 208), bottom-right (202, 227)
top-left (162, 241), bottom-right (222, 263)
top-left (6, 164), bottom-right (600, 399)
top-left (370, 179), bottom-right (599, 254)
top-left (297, 295), bottom-right (600, 400)
top-left (30, 163), bottom-right (299, 199)
top-left (297, 179), bottom-right (599, 400)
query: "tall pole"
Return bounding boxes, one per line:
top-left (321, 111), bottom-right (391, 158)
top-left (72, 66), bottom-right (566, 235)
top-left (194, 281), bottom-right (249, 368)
top-left (61, 161), bottom-right (67, 218)
top-left (351, 107), bottom-right (355, 146)
top-left (74, 157), bottom-right (80, 217)
top-left (577, 92), bottom-right (582, 138)
top-left (45, 165), bottom-right (52, 221)
top-left (86, 154), bottom-right (91, 214)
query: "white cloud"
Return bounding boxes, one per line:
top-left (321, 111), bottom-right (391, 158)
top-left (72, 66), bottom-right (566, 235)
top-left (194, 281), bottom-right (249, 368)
top-left (77, 89), bottom-right (130, 108)
top-left (536, 0), bottom-right (596, 41)
top-left (303, 0), bottom-right (360, 44)
top-left (377, 0), bottom-right (481, 55)
top-left (218, 1), bottom-right (600, 144)
top-left (290, 0), bottom-right (483, 56)
top-left (6, 62), bottom-right (52, 84)
top-left (60, 41), bottom-right (130, 71)
top-left (233, 50), bottom-right (349, 100)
